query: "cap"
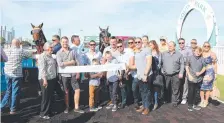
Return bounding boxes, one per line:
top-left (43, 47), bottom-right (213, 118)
top-left (160, 36), bottom-right (167, 41)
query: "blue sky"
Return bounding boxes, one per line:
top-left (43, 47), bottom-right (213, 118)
top-left (0, 0), bottom-right (223, 45)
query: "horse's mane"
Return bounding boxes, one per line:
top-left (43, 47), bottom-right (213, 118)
top-left (40, 30), bottom-right (47, 43)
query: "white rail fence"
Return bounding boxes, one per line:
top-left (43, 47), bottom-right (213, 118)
top-left (213, 46), bottom-right (224, 75)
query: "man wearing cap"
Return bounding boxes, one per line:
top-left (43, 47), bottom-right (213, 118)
top-left (159, 36), bottom-right (168, 53)
top-left (158, 36), bottom-right (168, 102)
top-left (178, 38), bottom-right (193, 105)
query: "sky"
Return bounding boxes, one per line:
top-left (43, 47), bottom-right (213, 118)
top-left (0, 0), bottom-right (224, 46)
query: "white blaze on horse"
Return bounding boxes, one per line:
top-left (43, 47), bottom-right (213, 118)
top-left (31, 23), bottom-right (47, 54)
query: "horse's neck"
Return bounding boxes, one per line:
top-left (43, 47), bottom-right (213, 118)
top-left (40, 31), bottom-right (47, 43)
top-left (36, 31), bottom-right (46, 54)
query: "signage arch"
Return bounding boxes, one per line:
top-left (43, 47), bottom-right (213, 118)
top-left (176, 0), bottom-right (218, 46)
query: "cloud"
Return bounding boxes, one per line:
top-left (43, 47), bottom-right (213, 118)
top-left (1, 0), bottom-right (223, 45)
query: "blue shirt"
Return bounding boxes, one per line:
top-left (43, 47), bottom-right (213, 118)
top-left (52, 43), bottom-right (61, 54)
top-left (71, 44), bottom-right (87, 65)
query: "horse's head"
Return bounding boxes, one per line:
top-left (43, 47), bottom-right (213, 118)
top-left (99, 26), bottom-right (111, 43)
top-left (31, 23), bottom-right (44, 43)
top-left (30, 23), bottom-right (46, 54)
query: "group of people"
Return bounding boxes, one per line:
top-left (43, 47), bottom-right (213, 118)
top-left (0, 34), bottom-right (218, 120)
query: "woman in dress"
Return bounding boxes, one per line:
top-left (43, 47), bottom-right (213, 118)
top-left (199, 42), bottom-right (217, 108)
top-left (149, 40), bottom-right (163, 110)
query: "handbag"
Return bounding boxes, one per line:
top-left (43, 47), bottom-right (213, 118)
top-left (153, 73), bottom-right (164, 86)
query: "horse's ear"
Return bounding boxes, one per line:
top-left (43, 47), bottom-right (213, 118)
top-left (39, 23), bottom-right (43, 28)
top-left (106, 26), bottom-right (109, 31)
top-left (99, 26), bottom-right (103, 31)
top-left (31, 23), bottom-right (35, 28)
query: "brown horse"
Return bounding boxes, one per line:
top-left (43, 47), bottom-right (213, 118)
top-left (30, 23), bottom-right (47, 54)
top-left (30, 23), bottom-right (47, 95)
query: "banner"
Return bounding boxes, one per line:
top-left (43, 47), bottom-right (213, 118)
top-left (58, 63), bottom-right (126, 73)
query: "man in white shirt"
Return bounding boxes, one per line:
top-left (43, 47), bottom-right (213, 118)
top-left (85, 40), bottom-right (102, 65)
top-left (116, 39), bottom-right (134, 108)
top-left (102, 36), bottom-right (120, 59)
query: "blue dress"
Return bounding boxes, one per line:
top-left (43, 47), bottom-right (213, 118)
top-left (201, 56), bottom-right (215, 90)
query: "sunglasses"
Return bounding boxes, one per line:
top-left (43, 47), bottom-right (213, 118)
top-left (135, 41), bottom-right (141, 44)
top-left (128, 42), bottom-right (134, 44)
top-left (89, 44), bottom-right (96, 46)
top-left (203, 45), bottom-right (210, 48)
top-left (191, 42), bottom-right (197, 44)
top-left (160, 39), bottom-right (165, 41)
top-left (52, 39), bottom-right (56, 41)
top-left (179, 42), bottom-right (185, 44)
top-left (117, 45), bottom-right (123, 48)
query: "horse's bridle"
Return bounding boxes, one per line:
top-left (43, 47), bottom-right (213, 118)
top-left (31, 29), bottom-right (44, 54)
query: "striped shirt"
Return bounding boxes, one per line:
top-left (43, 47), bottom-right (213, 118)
top-left (0, 46), bottom-right (8, 62)
top-left (4, 47), bottom-right (32, 77)
top-left (38, 52), bottom-right (57, 80)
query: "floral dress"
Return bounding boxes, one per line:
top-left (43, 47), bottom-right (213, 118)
top-left (201, 56), bottom-right (215, 90)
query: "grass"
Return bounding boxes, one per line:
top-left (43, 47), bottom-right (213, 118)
top-left (216, 75), bottom-right (224, 101)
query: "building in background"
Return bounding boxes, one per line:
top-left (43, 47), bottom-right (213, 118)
top-left (0, 26), bottom-right (2, 38)
top-left (0, 26), bottom-right (15, 43)
top-left (2, 26), bottom-right (6, 39)
top-left (11, 27), bottom-right (15, 39)
top-left (83, 36), bottom-right (99, 47)
top-left (58, 28), bottom-right (61, 37)
top-left (7, 31), bottom-right (12, 43)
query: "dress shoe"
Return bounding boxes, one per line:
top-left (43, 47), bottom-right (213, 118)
top-left (142, 109), bottom-right (150, 115)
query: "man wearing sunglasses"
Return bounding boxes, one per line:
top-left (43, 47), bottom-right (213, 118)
top-left (116, 39), bottom-right (134, 109)
top-left (190, 39), bottom-right (198, 52)
top-left (178, 38), bottom-right (193, 105)
top-left (127, 37), bottom-right (140, 109)
top-left (129, 37), bottom-right (152, 115)
top-left (85, 40), bottom-right (102, 65)
top-left (52, 35), bottom-right (61, 54)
